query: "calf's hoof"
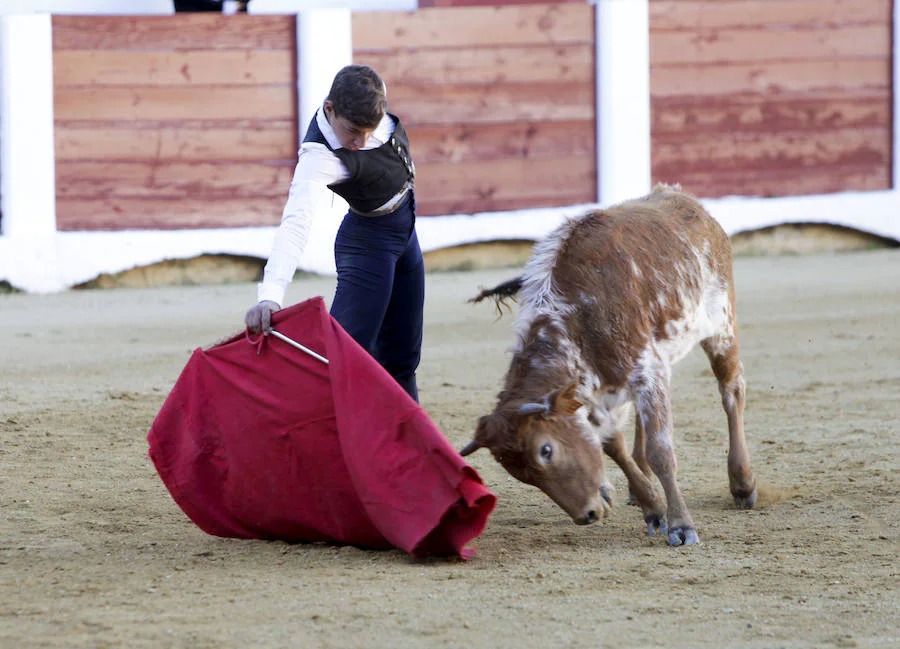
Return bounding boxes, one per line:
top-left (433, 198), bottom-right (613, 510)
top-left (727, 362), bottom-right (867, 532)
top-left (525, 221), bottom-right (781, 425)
top-left (667, 527), bottom-right (699, 547)
top-left (645, 513), bottom-right (667, 536)
top-left (600, 485), bottom-right (614, 509)
top-left (732, 485), bottom-right (758, 510)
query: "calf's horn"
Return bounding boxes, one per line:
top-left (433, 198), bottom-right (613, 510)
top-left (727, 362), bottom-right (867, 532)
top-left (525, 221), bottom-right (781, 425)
top-left (518, 402), bottom-right (549, 417)
top-left (459, 440), bottom-right (482, 456)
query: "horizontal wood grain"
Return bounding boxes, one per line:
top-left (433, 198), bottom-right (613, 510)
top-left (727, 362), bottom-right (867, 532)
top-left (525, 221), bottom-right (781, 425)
top-left (419, 0), bottom-right (585, 6)
top-left (54, 50), bottom-right (295, 87)
top-left (410, 120), bottom-right (595, 164)
top-left (353, 4), bottom-right (593, 50)
top-left (651, 59), bottom-right (890, 97)
top-left (652, 24), bottom-right (889, 65)
top-left (414, 154), bottom-right (596, 216)
top-left (55, 86), bottom-right (295, 121)
top-left (660, 165), bottom-right (890, 199)
top-left (355, 43), bottom-right (593, 86)
top-left (389, 82), bottom-right (594, 126)
top-left (52, 15), bottom-right (296, 51)
top-left (55, 196), bottom-right (285, 230)
top-left (650, 0), bottom-right (891, 32)
top-left (56, 161), bottom-right (292, 200)
top-left (55, 122), bottom-right (296, 162)
top-left (653, 127), bottom-right (890, 175)
top-left (651, 94), bottom-right (891, 135)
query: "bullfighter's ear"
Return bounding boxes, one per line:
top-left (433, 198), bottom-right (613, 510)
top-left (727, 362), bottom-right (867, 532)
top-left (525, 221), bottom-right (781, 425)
top-left (461, 414), bottom-right (507, 456)
top-left (550, 383), bottom-right (583, 416)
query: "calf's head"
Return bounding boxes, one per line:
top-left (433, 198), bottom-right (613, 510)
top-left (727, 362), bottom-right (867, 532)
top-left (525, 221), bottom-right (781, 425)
top-left (462, 384), bottom-right (609, 525)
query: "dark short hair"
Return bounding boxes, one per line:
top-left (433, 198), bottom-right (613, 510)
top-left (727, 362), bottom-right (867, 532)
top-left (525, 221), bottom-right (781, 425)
top-left (326, 65), bottom-right (388, 129)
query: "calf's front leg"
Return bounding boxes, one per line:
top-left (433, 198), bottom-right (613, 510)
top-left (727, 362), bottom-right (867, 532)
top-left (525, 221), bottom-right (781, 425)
top-left (632, 360), bottom-right (698, 546)
top-left (603, 430), bottom-right (667, 536)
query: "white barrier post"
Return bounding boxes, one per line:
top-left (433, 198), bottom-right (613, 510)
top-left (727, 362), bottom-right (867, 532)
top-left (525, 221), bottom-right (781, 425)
top-left (0, 14), bottom-right (56, 238)
top-left (595, 0), bottom-right (652, 206)
top-left (295, 9), bottom-right (353, 143)
top-left (893, 0), bottom-right (899, 189)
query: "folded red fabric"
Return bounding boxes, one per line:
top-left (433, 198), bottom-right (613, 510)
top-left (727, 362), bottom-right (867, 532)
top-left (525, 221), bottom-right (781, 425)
top-left (148, 297), bottom-right (495, 558)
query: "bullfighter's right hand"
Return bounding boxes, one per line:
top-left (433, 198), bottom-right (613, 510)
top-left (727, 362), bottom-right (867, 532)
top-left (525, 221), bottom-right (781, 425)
top-left (244, 300), bottom-right (281, 335)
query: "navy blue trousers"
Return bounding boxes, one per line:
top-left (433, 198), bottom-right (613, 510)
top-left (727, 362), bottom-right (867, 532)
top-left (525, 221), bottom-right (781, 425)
top-left (330, 193), bottom-right (424, 402)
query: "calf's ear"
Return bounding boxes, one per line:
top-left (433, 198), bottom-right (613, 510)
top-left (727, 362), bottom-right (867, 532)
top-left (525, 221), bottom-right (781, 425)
top-left (549, 382), bottom-right (584, 416)
top-left (460, 414), bottom-right (507, 456)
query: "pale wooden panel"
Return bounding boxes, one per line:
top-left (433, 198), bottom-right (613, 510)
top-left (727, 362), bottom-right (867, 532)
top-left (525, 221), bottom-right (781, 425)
top-left (420, 0), bottom-right (586, 6)
top-left (414, 154), bottom-right (596, 216)
top-left (650, 0), bottom-right (891, 31)
top-left (353, 4), bottom-right (593, 50)
top-left (56, 162), bottom-right (292, 199)
top-left (52, 15), bottom-right (296, 51)
top-left (56, 197), bottom-right (284, 230)
top-left (355, 43), bottom-right (593, 85)
top-left (664, 165), bottom-right (890, 199)
top-left (54, 124), bottom-right (295, 163)
top-left (410, 120), bottom-right (594, 164)
top-left (389, 82), bottom-right (594, 126)
top-left (54, 50), bottom-right (294, 87)
top-left (652, 24), bottom-right (889, 65)
top-left (652, 95), bottom-right (891, 135)
top-left (55, 86), bottom-right (295, 121)
top-left (55, 122), bottom-right (296, 163)
top-left (651, 59), bottom-right (890, 97)
top-left (653, 128), bottom-right (890, 176)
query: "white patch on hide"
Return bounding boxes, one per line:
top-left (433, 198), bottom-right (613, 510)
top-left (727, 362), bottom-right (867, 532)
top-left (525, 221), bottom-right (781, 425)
top-left (514, 217), bottom-right (584, 347)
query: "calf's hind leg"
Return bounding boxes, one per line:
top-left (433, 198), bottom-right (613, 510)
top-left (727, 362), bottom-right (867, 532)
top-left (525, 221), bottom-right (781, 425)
top-left (701, 336), bottom-right (757, 509)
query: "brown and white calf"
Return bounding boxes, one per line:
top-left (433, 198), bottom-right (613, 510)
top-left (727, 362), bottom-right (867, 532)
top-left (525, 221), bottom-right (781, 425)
top-left (462, 184), bottom-right (757, 546)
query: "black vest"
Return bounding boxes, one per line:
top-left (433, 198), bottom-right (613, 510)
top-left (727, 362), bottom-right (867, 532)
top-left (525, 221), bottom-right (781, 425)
top-left (303, 111), bottom-right (415, 215)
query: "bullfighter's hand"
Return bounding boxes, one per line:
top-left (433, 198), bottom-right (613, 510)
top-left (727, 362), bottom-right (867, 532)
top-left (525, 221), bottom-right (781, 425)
top-left (244, 300), bottom-right (281, 334)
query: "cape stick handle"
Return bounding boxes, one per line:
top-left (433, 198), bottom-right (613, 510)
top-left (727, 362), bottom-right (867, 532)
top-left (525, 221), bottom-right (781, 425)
top-left (269, 329), bottom-right (329, 365)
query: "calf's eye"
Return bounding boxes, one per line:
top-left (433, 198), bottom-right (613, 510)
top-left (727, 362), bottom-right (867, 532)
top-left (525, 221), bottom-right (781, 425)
top-left (539, 443), bottom-right (553, 462)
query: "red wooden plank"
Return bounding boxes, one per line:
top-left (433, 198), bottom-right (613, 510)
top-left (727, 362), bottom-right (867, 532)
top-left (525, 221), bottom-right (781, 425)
top-left (652, 127), bottom-right (890, 175)
top-left (54, 49), bottom-right (295, 87)
top-left (388, 82), bottom-right (594, 126)
top-left (54, 121), bottom-right (296, 163)
top-left (420, 0), bottom-right (585, 6)
top-left (659, 165), bottom-right (890, 199)
top-left (54, 86), bottom-right (296, 121)
top-left (355, 43), bottom-right (593, 86)
top-left (410, 120), bottom-right (595, 165)
top-left (56, 161), bottom-right (292, 200)
top-left (650, 0), bottom-right (891, 31)
top-left (52, 15), bottom-right (296, 51)
top-left (652, 24), bottom-right (889, 66)
top-left (651, 94), bottom-right (891, 136)
top-left (56, 197), bottom-right (284, 230)
top-left (651, 59), bottom-right (890, 97)
top-left (414, 154), bottom-right (596, 216)
top-left (352, 4), bottom-right (593, 50)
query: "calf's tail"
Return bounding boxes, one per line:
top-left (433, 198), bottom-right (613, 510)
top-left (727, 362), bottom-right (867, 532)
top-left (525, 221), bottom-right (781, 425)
top-left (468, 275), bottom-right (524, 315)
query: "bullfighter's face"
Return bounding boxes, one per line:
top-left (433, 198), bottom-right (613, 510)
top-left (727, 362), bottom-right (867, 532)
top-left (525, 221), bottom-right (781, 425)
top-left (324, 101), bottom-right (378, 151)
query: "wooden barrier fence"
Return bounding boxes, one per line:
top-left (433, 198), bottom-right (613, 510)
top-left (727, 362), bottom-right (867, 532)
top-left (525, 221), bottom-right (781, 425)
top-left (52, 14), bottom-right (297, 231)
top-left (21, 1), bottom-right (898, 231)
top-left (353, 3), bottom-right (597, 216)
top-left (649, 0), bottom-right (893, 198)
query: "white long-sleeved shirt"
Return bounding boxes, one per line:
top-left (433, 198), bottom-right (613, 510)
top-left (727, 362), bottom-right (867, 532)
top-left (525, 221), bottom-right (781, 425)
top-left (257, 105), bottom-right (396, 306)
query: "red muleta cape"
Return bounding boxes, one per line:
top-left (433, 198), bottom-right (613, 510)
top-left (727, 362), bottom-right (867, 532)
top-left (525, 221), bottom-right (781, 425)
top-left (147, 297), bottom-right (495, 558)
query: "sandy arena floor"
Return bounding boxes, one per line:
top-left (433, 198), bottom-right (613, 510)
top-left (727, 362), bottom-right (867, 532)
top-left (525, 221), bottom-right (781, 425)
top-left (1, 250), bottom-right (898, 649)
